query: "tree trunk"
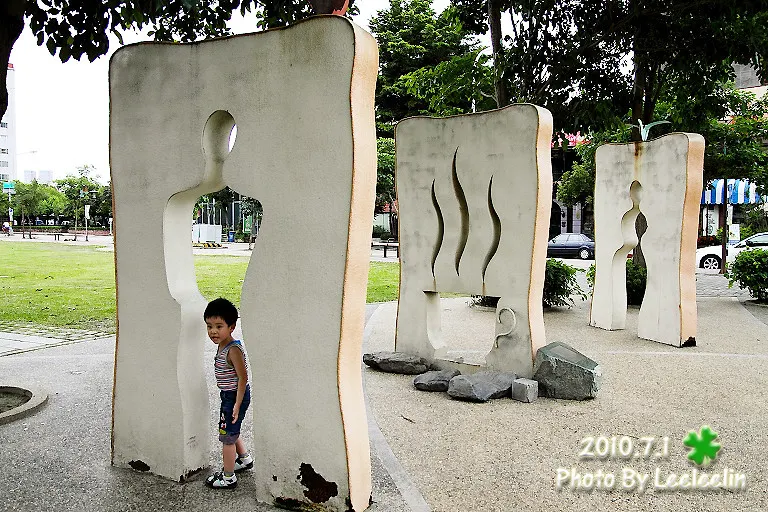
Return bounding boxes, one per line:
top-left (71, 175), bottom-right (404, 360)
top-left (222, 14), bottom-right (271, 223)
top-left (0, 0), bottom-right (25, 121)
top-left (488, 0), bottom-right (508, 107)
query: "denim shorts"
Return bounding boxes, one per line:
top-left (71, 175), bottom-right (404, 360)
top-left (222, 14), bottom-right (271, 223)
top-left (218, 384), bottom-right (250, 445)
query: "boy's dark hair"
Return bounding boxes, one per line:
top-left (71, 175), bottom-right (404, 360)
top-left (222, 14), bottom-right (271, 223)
top-left (204, 298), bottom-right (239, 326)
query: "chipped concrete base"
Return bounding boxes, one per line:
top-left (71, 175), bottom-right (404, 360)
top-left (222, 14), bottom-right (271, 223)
top-left (0, 385), bottom-right (48, 425)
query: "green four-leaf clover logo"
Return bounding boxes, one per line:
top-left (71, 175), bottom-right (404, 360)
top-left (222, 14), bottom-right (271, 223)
top-left (683, 425), bottom-right (721, 467)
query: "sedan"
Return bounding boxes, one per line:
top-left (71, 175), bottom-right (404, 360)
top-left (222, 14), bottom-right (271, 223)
top-left (547, 233), bottom-right (595, 260)
top-left (696, 232), bottom-right (768, 270)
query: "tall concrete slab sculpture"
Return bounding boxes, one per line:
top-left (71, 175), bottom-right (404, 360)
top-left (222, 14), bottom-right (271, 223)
top-left (589, 133), bottom-right (704, 347)
top-left (395, 105), bottom-right (553, 378)
top-left (110, 17), bottom-right (377, 511)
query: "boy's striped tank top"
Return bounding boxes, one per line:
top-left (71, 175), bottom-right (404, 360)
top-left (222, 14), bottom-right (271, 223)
top-left (214, 339), bottom-right (248, 391)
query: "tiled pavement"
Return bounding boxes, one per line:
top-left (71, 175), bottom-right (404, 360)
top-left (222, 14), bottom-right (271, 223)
top-left (0, 322), bottom-right (113, 357)
top-left (695, 271), bottom-right (753, 299)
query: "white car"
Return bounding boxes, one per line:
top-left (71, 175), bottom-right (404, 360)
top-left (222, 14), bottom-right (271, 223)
top-left (696, 232), bottom-right (768, 270)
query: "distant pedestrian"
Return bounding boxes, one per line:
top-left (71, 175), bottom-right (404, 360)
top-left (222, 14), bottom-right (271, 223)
top-left (203, 298), bottom-right (253, 489)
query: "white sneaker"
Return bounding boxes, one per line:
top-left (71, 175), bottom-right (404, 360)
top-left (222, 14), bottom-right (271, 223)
top-left (234, 454), bottom-right (254, 472)
top-left (205, 471), bottom-right (237, 489)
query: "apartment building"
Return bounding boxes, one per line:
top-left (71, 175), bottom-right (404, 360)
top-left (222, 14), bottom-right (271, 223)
top-left (0, 63), bottom-right (16, 183)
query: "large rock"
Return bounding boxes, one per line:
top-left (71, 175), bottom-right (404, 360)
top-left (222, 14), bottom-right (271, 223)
top-left (533, 342), bottom-right (601, 400)
top-left (363, 351), bottom-right (429, 375)
top-left (413, 370), bottom-right (461, 392)
top-left (447, 371), bottom-right (517, 402)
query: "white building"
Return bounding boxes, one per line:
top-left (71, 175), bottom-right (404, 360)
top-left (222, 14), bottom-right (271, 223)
top-left (24, 169), bottom-right (36, 183)
top-left (38, 170), bottom-right (54, 184)
top-left (0, 63), bottom-right (16, 183)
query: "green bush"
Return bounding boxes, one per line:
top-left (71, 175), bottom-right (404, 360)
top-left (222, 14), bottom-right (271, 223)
top-left (586, 260), bottom-right (646, 306)
top-left (727, 248), bottom-right (768, 302)
top-left (544, 259), bottom-right (587, 307)
top-left (372, 225), bottom-right (386, 238)
top-left (625, 259), bottom-right (647, 305)
top-left (472, 259), bottom-right (586, 309)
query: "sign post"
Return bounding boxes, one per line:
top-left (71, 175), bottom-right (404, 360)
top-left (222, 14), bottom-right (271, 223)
top-left (3, 181), bottom-right (15, 226)
top-left (85, 204), bottom-right (91, 241)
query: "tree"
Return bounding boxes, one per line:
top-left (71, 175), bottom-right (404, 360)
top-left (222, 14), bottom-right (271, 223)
top-left (38, 185), bottom-right (68, 223)
top-left (450, 1), bottom-right (768, 139)
top-left (0, 0), bottom-right (358, 120)
top-left (13, 179), bottom-right (45, 238)
top-left (369, 0), bottom-right (479, 137)
top-left (398, 49), bottom-right (497, 116)
top-left (559, 85), bottom-right (768, 207)
top-left (55, 165), bottom-right (102, 238)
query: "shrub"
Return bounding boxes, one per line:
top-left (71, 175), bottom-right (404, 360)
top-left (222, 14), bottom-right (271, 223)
top-left (471, 259), bottom-right (586, 309)
top-left (372, 225), bottom-right (386, 238)
top-left (544, 259), bottom-right (587, 307)
top-left (586, 259), bottom-right (647, 306)
top-left (727, 249), bottom-right (768, 302)
top-left (625, 259), bottom-right (647, 305)
top-left (697, 235), bottom-right (718, 248)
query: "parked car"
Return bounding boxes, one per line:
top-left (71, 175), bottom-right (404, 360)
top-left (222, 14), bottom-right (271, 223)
top-left (696, 232), bottom-right (768, 269)
top-left (547, 233), bottom-right (595, 260)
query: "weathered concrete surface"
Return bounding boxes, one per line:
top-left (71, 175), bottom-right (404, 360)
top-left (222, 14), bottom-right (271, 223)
top-left (110, 17), bottom-right (378, 511)
top-left (590, 133), bottom-right (704, 346)
top-left (365, 296), bottom-right (768, 511)
top-left (395, 105), bottom-right (553, 378)
top-left (0, 321), bottom-right (412, 512)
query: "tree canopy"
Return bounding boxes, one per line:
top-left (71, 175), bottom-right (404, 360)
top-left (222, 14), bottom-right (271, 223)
top-left (450, 0), bottom-right (768, 138)
top-left (369, 0), bottom-right (479, 137)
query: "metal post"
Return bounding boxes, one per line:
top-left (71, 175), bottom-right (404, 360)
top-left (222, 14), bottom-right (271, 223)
top-left (721, 180), bottom-right (728, 274)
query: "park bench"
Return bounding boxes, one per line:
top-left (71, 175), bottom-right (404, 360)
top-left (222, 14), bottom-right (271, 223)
top-left (371, 240), bottom-right (399, 258)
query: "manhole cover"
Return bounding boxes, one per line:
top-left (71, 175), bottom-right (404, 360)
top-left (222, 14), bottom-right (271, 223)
top-left (0, 389), bottom-right (30, 413)
top-left (0, 386), bottom-right (48, 424)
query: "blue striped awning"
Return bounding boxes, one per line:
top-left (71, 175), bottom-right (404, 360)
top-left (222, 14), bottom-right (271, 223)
top-left (701, 179), bottom-right (767, 205)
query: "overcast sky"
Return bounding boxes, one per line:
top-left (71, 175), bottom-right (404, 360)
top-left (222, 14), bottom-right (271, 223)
top-left (9, 0), bottom-right (453, 184)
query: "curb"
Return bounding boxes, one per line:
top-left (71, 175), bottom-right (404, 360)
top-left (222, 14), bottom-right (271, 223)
top-left (0, 385), bottom-right (49, 425)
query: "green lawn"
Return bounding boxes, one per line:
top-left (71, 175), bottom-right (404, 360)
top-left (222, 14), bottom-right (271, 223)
top-left (0, 242), bottom-right (401, 332)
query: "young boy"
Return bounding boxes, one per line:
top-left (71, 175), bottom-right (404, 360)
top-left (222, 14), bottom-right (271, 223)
top-left (204, 298), bottom-right (253, 489)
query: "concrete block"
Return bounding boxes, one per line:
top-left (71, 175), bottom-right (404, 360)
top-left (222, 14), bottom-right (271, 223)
top-left (511, 378), bottom-right (538, 403)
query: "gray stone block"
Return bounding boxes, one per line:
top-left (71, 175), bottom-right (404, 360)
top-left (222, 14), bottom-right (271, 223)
top-left (413, 369), bottom-right (461, 391)
top-left (447, 371), bottom-right (517, 402)
top-left (533, 342), bottom-right (601, 400)
top-left (511, 378), bottom-right (538, 403)
top-left (363, 351), bottom-right (429, 375)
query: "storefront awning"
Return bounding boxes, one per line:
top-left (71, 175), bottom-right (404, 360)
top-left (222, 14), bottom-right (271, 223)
top-left (701, 179), bottom-right (766, 205)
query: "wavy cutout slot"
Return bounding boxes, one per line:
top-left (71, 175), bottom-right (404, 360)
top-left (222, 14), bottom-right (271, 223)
top-left (430, 179), bottom-right (444, 277)
top-left (482, 175), bottom-right (501, 281)
top-left (452, 147), bottom-right (469, 276)
top-left (614, 180), bottom-right (642, 283)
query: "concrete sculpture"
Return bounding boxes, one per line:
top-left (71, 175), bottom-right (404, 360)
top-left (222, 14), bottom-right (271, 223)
top-left (589, 133), bottom-right (704, 347)
top-left (110, 17), bottom-right (377, 512)
top-left (395, 105), bottom-right (553, 378)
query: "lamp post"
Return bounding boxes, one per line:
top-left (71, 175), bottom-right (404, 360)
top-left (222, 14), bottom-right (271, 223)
top-left (84, 189), bottom-right (97, 241)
